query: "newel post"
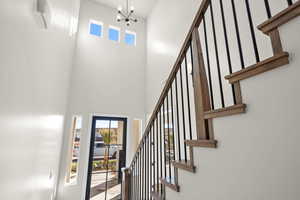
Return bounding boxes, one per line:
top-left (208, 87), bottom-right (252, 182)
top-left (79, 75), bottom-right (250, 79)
top-left (191, 28), bottom-right (214, 140)
top-left (122, 167), bottom-right (131, 200)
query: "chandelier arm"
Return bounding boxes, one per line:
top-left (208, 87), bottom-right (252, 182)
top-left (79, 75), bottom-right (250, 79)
top-left (119, 12), bottom-right (127, 18)
top-left (129, 18), bottom-right (137, 22)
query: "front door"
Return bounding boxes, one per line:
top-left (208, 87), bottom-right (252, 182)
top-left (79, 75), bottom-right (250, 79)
top-left (85, 116), bottom-right (127, 200)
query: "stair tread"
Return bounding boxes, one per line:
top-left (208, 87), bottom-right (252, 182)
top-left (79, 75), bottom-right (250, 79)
top-left (185, 139), bottom-right (217, 148)
top-left (160, 178), bottom-right (180, 192)
top-left (151, 191), bottom-right (164, 200)
top-left (204, 104), bottom-right (246, 119)
top-left (258, 1), bottom-right (300, 34)
top-left (172, 160), bottom-right (196, 173)
top-left (225, 52), bottom-right (289, 83)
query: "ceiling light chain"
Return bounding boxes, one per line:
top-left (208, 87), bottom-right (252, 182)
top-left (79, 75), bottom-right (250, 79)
top-left (116, 0), bottom-right (138, 26)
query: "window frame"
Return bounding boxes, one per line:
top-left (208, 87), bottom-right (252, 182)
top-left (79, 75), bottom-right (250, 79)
top-left (124, 30), bottom-right (137, 46)
top-left (89, 19), bottom-right (103, 37)
top-left (108, 25), bottom-right (121, 42)
top-left (65, 115), bottom-right (83, 186)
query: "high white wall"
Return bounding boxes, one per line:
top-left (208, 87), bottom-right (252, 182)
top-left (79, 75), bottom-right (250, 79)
top-left (146, 0), bottom-right (203, 116)
top-left (146, 0), bottom-right (300, 199)
top-left (0, 0), bottom-right (80, 199)
top-left (56, 1), bottom-right (146, 199)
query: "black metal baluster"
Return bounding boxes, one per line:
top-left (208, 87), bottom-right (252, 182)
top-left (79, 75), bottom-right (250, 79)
top-left (152, 124), bottom-right (156, 194)
top-left (144, 141), bottom-right (146, 200)
top-left (184, 54), bottom-right (193, 139)
top-left (170, 85), bottom-right (176, 162)
top-left (245, 0), bottom-right (260, 63)
top-left (179, 65), bottom-right (188, 162)
top-left (134, 160), bottom-right (136, 200)
top-left (144, 142), bottom-right (146, 199)
top-left (149, 127), bottom-right (153, 197)
top-left (203, 15), bottom-right (215, 109)
top-left (219, 0), bottom-right (237, 105)
top-left (231, 0), bottom-right (245, 69)
top-left (138, 153), bottom-right (140, 200)
top-left (139, 149), bottom-right (142, 200)
top-left (287, 0), bottom-right (293, 6)
top-left (146, 135), bottom-right (149, 199)
top-left (131, 161), bottom-right (134, 200)
top-left (142, 141), bottom-right (145, 200)
top-left (166, 93), bottom-right (172, 181)
top-left (159, 109), bottom-right (163, 194)
top-left (134, 154), bottom-right (139, 200)
top-left (210, 2), bottom-right (225, 108)
top-left (156, 115), bottom-right (159, 193)
top-left (131, 164), bottom-right (133, 199)
top-left (133, 158), bottom-right (138, 200)
top-left (264, 0), bottom-right (272, 18)
top-left (174, 76), bottom-right (182, 161)
top-left (162, 102), bottom-right (167, 178)
top-left (135, 158), bottom-right (138, 200)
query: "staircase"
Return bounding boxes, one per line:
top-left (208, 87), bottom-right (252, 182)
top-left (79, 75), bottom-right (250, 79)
top-left (122, 0), bottom-right (300, 199)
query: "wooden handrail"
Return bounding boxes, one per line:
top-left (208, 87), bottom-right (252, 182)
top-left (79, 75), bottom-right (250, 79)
top-left (130, 0), bottom-right (211, 167)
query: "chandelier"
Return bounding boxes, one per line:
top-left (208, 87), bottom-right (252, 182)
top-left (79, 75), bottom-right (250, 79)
top-left (116, 0), bottom-right (138, 26)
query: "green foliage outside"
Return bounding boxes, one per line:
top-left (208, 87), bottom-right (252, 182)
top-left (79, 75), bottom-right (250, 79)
top-left (92, 159), bottom-right (117, 171)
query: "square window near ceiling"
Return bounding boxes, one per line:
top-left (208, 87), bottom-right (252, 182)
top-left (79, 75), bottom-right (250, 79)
top-left (108, 26), bottom-right (120, 42)
top-left (125, 31), bottom-right (136, 46)
top-left (89, 20), bottom-right (103, 37)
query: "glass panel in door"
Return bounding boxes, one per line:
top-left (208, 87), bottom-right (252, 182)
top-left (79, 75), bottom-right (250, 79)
top-left (86, 117), bottom-right (127, 200)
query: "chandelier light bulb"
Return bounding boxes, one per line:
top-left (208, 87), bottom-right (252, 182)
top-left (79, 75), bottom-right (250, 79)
top-left (117, 14), bottom-right (121, 21)
top-left (130, 6), bottom-right (135, 12)
top-left (118, 6), bottom-right (122, 12)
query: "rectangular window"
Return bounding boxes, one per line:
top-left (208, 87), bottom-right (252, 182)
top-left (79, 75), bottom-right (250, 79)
top-left (89, 20), bottom-right (103, 37)
top-left (65, 116), bottom-right (82, 185)
top-left (108, 26), bottom-right (120, 42)
top-left (125, 31), bottom-right (136, 46)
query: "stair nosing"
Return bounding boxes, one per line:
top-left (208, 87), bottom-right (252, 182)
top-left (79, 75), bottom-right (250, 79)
top-left (204, 104), bottom-right (246, 119)
top-left (258, 1), bottom-right (300, 34)
top-left (185, 139), bottom-right (217, 148)
top-left (160, 178), bottom-right (180, 192)
top-left (150, 191), bottom-right (164, 200)
top-left (225, 52), bottom-right (289, 83)
top-left (172, 160), bottom-right (196, 173)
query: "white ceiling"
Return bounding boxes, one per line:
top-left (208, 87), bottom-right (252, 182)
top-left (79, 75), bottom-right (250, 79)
top-left (91, 0), bottom-right (157, 18)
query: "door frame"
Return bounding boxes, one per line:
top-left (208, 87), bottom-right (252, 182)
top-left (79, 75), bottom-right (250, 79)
top-left (85, 116), bottom-right (128, 200)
